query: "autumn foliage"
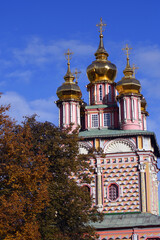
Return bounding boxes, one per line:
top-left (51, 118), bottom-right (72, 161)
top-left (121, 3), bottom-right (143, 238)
top-left (0, 106), bottom-right (102, 240)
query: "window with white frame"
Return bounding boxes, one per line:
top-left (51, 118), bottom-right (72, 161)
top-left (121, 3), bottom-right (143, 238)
top-left (104, 113), bottom-right (111, 127)
top-left (92, 114), bottom-right (98, 128)
top-left (99, 85), bottom-right (102, 101)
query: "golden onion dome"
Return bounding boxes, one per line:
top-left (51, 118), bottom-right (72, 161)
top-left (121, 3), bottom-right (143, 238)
top-left (56, 50), bottom-right (82, 101)
top-left (116, 45), bottom-right (141, 95)
top-left (87, 19), bottom-right (117, 83)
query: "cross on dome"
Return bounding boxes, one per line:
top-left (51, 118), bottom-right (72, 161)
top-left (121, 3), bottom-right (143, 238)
top-left (132, 64), bottom-right (139, 78)
top-left (74, 68), bottom-right (81, 84)
top-left (122, 44), bottom-right (132, 59)
top-left (96, 17), bottom-right (107, 35)
top-left (64, 49), bottom-right (73, 64)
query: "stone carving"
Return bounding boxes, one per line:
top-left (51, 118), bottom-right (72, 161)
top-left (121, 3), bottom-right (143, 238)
top-left (104, 139), bottom-right (136, 153)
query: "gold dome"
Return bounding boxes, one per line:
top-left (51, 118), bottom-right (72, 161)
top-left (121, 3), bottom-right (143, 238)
top-left (86, 19), bottom-right (117, 83)
top-left (116, 45), bottom-right (141, 95)
top-left (56, 50), bottom-right (82, 102)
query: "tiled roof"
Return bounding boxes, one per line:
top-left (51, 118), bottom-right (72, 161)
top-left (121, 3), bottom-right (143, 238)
top-left (91, 213), bottom-right (160, 229)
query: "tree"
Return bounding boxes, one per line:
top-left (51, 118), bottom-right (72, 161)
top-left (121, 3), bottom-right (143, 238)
top-left (0, 107), bottom-right (49, 240)
top-left (27, 119), bottom-right (103, 240)
top-left (0, 105), bottom-right (102, 239)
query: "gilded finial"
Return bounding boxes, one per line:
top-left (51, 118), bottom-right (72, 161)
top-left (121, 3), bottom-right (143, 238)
top-left (96, 17), bottom-right (107, 36)
top-left (95, 18), bottom-right (108, 59)
top-left (132, 64), bottom-right (139, 78)
top-left (122, 44), bottom-right (132, 67)
top-left (64, 49), bottom-right (73, 64)
top-left (74, 68), bottom-right (81, 84)
top-left (64, 49), bottom-right (74, 82)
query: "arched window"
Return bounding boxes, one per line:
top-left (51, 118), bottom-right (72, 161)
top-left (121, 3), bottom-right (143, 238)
top-left (108, 183), bottom-right (119, 201)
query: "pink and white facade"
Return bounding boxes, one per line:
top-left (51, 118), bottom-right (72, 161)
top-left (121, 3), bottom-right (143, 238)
top-left (56, 24), bottom-right (160, 239)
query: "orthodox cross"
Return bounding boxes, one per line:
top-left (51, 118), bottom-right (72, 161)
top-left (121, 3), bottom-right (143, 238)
top-left (122, 44), bottom-right (132, 59)
top-left (74, 68), bottom-right (81, 84)
top-left (96, 17), bottom-right (107, 35)
top-left (64, 49), bottom-right (73, 64)
top-left (132, 64), bottom-right (139, 78)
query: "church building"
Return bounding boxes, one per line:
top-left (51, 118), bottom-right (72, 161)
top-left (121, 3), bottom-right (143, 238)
top-left (56, 18), bottom-right (160, 239)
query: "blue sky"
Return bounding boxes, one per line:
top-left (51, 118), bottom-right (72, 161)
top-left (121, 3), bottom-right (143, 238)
top-left (0, 1), bottom-right (160, 194)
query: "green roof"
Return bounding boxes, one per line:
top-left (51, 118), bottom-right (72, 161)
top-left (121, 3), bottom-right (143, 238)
top-left (79, 129), bottom-right (153, 138)
top-left (79, 129), bottom-right (160, 157)
top-left (91, 213), bottom-right (160, 229)
top-left (85, 104), bottom-right (117, 109)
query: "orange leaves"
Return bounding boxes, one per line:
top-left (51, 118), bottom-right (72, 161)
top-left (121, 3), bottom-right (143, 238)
top-left (0, 110), bottom-right (49, 239)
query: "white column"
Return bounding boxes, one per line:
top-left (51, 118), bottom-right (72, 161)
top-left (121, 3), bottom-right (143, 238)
top-left (128, 98), bottom-right (131, 120)
top-left (70, 102), bottom-right (72, 123)
top-left (89, 90), bottom-right (90, 105)
top-left (88, 113), bottom-right (90, 129)
top-left (66, 103), bottom-right (69, 124)
top-left (99, 111), bottom-right (102, 128)
top-left (95, 167), bottom-right (103, 211)
top-left (119, 100), bottom-right (121, 123)
top-left (77, 104), bottom-right (80, 126)
top-left (95, 84), bottom-right (97, 104)
top-left (72, 103), bottom-right (75, 123)
top-left (131, 97), bottom-right (135, 122)
top-left (138, 99), bottom-right (141, 121)
top-left (124, 98), bottom-right (127, 120)
top-left (63, 102), bottom-right (66, 126)
top-left (138, 163), bottom-right (146, 212)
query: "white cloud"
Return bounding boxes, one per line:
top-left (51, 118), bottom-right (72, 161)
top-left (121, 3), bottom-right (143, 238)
top-left (134, 45), bottom-right (160, 78)
top-left (12, 38), bottom-right (96, 66)
top-left (0, 92), bottom-right (58, 124)
top-left (6, 70), bottom-right (32, 83)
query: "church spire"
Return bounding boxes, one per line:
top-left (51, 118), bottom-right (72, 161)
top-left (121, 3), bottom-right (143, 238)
top-left (95, 18), bottom-right (109, 59)
top-left (122, 44), bottom-right (133, 77)
top-left (64, 49), bottom-right (75, 82)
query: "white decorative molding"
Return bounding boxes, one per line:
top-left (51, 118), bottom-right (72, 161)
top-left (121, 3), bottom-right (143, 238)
top-left (79, 142), bottom-right (92, 154)
top-left (104, 139), bottom-right (136, 153)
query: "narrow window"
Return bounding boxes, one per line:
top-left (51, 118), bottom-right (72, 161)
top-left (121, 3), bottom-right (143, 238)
top-left (108, 85), bottom-right (112, 102)
top-left (92, 114), bottom-right (98, 128)
top-left (108, 183), bottom-right (119, 201)
top-left (104, 113), bottom-right (111, 127)
top-left (99, 85), bottom-right (103, 101)
top-left (131, 98), bottom-right (135, 120)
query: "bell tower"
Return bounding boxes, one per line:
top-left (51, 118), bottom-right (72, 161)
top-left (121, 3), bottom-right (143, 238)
top-left (56, 49), bottom-right (82, 130)
top-left (116, 44), bottom-right (148, 130)
top-left (85, 18), bottom-right (119, 130)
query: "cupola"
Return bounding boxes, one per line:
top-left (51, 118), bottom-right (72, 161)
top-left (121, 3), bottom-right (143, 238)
top-left (87, 18), bottom-right (117, 83)
top-left (56, 49), bottom-right (82, 102)
top-left (116, 44), bottom-right (141, 95)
